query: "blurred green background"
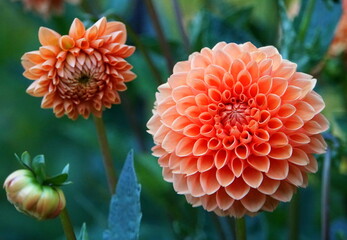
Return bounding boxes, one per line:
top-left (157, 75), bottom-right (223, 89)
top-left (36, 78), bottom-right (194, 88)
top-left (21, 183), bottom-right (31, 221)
top-left (1, 0), bottom-right (347, 239)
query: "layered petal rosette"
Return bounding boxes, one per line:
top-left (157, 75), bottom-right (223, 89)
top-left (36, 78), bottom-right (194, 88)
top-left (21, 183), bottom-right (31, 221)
top-left (22, 17), bottom-right (136, 120)
top-left (147, 42), bottom-right (328, 217)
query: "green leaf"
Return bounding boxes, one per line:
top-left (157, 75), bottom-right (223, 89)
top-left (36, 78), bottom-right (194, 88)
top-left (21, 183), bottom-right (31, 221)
top-left (16, 151), bottom-right (32, 170)
top-left (32, 155), bottom-right (46, 184)
top-left (62, 164), bottom-right (70, 174)
top-left (103, 150), bottom-right (142, 240)
top-left (77, 223), bottom-right (89, 240)
top-left (44, 173), bottom-right (68, 186)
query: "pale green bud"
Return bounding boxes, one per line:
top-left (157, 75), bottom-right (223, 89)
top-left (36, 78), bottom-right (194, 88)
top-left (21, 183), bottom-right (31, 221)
top-left (3, 169), bottom-right (66, 220)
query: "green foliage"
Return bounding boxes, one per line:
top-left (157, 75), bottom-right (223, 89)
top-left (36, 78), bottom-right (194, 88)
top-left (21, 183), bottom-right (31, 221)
top-left (103, 150), bottom-right (142, 240)
top-left (77, 223), bottom-right (89, 240)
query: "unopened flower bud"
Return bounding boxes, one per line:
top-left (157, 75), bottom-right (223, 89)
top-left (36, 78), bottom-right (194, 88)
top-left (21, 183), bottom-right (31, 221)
top-left (3, 169), bottom-right (66, 220)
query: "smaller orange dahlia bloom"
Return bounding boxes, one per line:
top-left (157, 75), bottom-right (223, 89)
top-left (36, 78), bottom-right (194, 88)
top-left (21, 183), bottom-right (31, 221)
top-left (16, 0), bottom-right (80, 18)
top-left (147, 42), bottom-right (328, 217)
top-left (330, 0), bottom-right (347, 56)
top-left (22, 17), bottom-right (136, 120)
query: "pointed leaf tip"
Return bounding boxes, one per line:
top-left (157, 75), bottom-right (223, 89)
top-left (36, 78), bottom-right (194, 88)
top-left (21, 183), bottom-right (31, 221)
top-left (104, 149), bottom-right (142, 240)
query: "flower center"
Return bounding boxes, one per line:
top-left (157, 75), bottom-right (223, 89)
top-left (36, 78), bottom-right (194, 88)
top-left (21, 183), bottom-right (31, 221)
top-left (77, 74), bottom-right (91, 84)
top-left (220, 103), bottom-right (250, 125)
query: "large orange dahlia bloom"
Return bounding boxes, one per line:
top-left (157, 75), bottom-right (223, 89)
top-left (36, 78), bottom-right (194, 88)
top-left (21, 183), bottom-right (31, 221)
top-left (22, 17), bottom-right (136, 120)
top-left (147, 42), bottom-right (328, 217)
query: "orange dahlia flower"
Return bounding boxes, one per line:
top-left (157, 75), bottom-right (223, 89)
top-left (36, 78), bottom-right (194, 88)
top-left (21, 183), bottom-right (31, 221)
top-left (21, 17), bottom-right (136, 120)
top-left (147, 42), bottom-right (328, 217)
top-left (16, 0), bottom-right (80, 18)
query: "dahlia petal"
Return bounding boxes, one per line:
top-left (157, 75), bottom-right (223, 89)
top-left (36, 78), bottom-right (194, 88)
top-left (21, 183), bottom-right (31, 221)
top-left (216, 166), bottom-right (235, 187)
top-left (242, 167), bottom-right (263, 188)
top-left (147, 114), bottom-right (161, 135)
top-left (183, 124), bottom-right (201, 138)
top-left (231, 158), bottom-right (244, 177)
top-left (269, 132), bottom-right (288, 147)
top-left (200, 194), bottom-right (218, 211)
top-left (214, 149), bottom-right (230, 169)
top-left (223, 43), bottom-right (242, 60)
top-left (305, 155), bottom-right (318, 173)
top-left (259, 45), bottom-right (279, 57)
top-left (205, 74), bottom-right (222, 88)
top-left (191, 53), bottom-right (211, 68)
top-left (172, 86), bottom-right (193, 102)
top-left (271, 181), bottom-right (295, 202)
top-left (157, 97), bottom-right (175, 115)
top-left (253, 129), bottom-right (270, 143)
top-left (198, 112), bottom-right (214, 125)
top-left (69, 18), bottom-right (85, 39)
top-left (94, 17), bottom-right (107, 36)
top-left (216, 188), bottom-right (234, 210)
top-left (246, 61), bottom-right (259, 82)
top-left (283, 115), bottom-right (304, 131)
top-left (59, 35), bottom-right (75, 51)
top-left (200, 169), bottom-right (220, 194)
top-left (291, 78), bottom-right (316, 98)
top-left (240, 189), bottom-right (266, 212)
top-left (251, 142), bottom-right (271, 156)
top-left (213, 50), bottom-right (231, 71)
top-left (172, 174), bottom-right (189, 194)
top-left (222, 72), bottom-right (235, 89)
top-left (267, 94), bottom-right (281, 112)
top-left (303, 91), bottom-right (325, 113)
top-left (258, 75), bottom-right (272, 94)
top-left (161, 106), bottom-right (179, 127)
top-left (273, 62), bottom-right (296, 79)
top-left (169, 72), bottom-right (188, 89)
top-left (257, 176), bottom-right (280, 195)
top-left (162, 167), bottom-right (173, 181)
top-left (185, 106), bottom-right (201, 121)
top-left (288, 133), bottom-right (310, 146)
top-left (261, 197), bottom-right (279, 212)
top-left (222, 135), bottom-right (237, 150)
top-left (66, 53), bottom-right (76, 67)
top-left (179, 157), bottom-right (198, 175)
top-left (303, 135), bottom-right (327, 154)
top-left (206, 64), bottom-right (226, 82)
top-left (230, 59), bottom-right (245, 79)
top-left (259, 59), bottom-right (272, 75)
top-left (277, 104), bottom-right (296, 119)
top-left (173, 61), bottom-right (191, 73)
top-left (192, 138), bottom-right (209, 156)
top-left (228, 201), bottom-right (248, 218)
top-left (208, 137), bottom-right (222, 150)
top-left (162, 131), bottom-right (183, 152)
top-left (235, 144), bottom-right (250, 159)
top-left (247, 155), bottom-right (270, 172)
top-left (176, 96), bottom-right (196, 115)
top-left (237, 69), bottom-right (252, 87)
top-left (212, 41), bottom-right (227, 51)
top-left (22, 51), bottom-right (45, 64)
top-left (196, 155), bottom-right (214, 173)
top-left (271, 77), bottom-right (288, 96)
top-left (287, 165), bottom-right (304, 187)
top-left (105, 22), bottom-right (126, 43)
top-left (176, 137), bottom-right (194, 157)
top-left (225, 177), bottom-right (250, 200)
top-left (282, 85), bottom-right (302, 101)
top-left (187, 174), bottom-right (205, 197)
top-left (294, 101), bottom-right (316, 121)
top-left (268, 145), bottom-right (292, 160)
top-left (153, 124), bottom-right (170, 143)
top-left (266, 158), bottom-right (289, 181)
top-left (185, 194), bottom-right (201, 207)
top-left (39, 27), bottom-right (61, 46)
top-left (158, 154), bottom-right (170, 167)
top-left (152, 145), bottom-right (166, 158)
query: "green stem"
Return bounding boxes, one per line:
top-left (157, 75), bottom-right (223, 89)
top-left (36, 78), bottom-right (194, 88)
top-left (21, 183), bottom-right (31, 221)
top-left (172, 0), bottom-right (190, 53)
top-left (144, 0), bottom-right (174, 72)
top-left (322, 148), bottom-right (331, 240)
top-left (59, 208), bottom-right (76, 240)
top-left (93, 116), bottom-right (117, 194)
top-left (235, 217), bottom-right (247, 240)
top-left (297, 0), bottom-right (316, 42)
top-left (289, 192), bottom-right (300, 240)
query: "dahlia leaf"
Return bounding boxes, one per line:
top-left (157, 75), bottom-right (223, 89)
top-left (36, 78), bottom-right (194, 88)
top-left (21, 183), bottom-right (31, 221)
top-left (44, 173), bottom-right (68, 186)
top-left (103, 150), bottom-right (142, 240)
top-left (77, 223), bottom-right (89, 240)
top-left (32, 154), bottom-right (46, 184)
top-left (16, 151), bottom-right (32, 170)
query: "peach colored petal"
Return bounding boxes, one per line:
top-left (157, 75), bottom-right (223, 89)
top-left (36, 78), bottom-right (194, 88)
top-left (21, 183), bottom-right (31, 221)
top-left (39, 27), bottom-right (61, 46)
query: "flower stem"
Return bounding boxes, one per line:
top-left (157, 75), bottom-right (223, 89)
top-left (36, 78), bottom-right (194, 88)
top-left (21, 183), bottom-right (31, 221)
top-left (172, 0), bottom-right (190, 53)
top-left (144, 0), bottom-right (174, 72)
top-left (322, 148), bottom-right (331, 240)
top-left (235, 217), bottom-right (247, 240)
top-left (59, 208), bottom-right (76, 240)
top-left (289, 192), bottom-right (300, 240)
top-left (93, 116), bottom-right (117, 194)
top-left (298, 0), bottom-right (316, 42)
